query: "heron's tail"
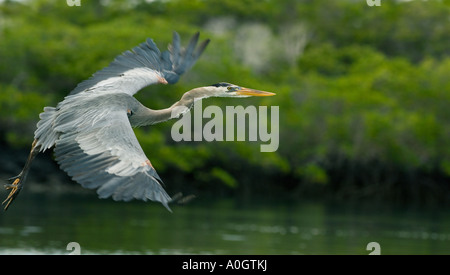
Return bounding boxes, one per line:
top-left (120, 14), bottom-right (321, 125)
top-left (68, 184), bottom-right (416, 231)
top-left (3, 139), bottom-right (40, 211)
top-left (34, 107), bottom-right (59, 152)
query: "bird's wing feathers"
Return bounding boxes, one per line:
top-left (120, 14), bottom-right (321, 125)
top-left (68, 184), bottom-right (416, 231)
top-left (165, 32), bottom-right (210, 83)
top-left (69, 32), bottom-right (209, 96)
top-left (53, 101), bottom-right (172, 211)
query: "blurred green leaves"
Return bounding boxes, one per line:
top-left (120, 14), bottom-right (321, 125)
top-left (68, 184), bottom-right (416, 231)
top-left (0, 0), bottom-right (449, 201)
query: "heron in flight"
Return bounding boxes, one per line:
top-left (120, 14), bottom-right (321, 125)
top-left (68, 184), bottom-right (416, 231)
top-left (3, 32), bottom-right (275, 211)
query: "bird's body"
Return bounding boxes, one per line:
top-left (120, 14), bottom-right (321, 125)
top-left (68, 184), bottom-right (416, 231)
top-left (3, 32), bottom-right (275, 211)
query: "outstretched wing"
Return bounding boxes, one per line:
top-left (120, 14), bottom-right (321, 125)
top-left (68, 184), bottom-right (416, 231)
top-left (69, 32), bottom-right (210, 96)
top-left (53, 98), bottom-right (172, 211)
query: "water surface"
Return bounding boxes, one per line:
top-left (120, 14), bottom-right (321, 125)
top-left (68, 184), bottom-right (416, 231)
top-left (0, 188), bottom-right (449, 255)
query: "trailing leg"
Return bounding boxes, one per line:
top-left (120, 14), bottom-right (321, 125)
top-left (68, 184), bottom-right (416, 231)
top-left (3, 139), bottom-right (40, 211)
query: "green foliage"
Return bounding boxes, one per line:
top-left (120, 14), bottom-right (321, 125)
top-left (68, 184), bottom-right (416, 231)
top-left (1, 0), bottom-right (449, 202)
top-left (210, 167), bottom-right (238, 188)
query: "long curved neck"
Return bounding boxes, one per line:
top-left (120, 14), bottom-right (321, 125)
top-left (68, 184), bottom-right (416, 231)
top-left (131, 87), bottom-right (210, 127)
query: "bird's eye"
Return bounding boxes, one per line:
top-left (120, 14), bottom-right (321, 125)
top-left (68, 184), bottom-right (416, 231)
top-left (227, 87), bottom-right (233, 91)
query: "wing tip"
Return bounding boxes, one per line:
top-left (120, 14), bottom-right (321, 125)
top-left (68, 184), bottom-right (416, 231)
top-left (163, 202), bottom-right (173, 213)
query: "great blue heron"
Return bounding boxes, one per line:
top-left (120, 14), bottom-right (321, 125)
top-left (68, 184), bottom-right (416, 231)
top-left (3, 32), bottom-right (275, 211)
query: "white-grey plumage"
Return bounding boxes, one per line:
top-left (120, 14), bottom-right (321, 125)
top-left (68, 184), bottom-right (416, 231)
top-left (3, 32), bottom-right (275, 211)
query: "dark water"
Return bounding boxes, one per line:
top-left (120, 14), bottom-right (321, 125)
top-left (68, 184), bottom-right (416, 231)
top-left (1, 187), bottom-right (450, 255)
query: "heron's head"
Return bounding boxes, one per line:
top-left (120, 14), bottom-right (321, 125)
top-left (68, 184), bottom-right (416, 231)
top-left (205, 82), bottom-right (276, 98)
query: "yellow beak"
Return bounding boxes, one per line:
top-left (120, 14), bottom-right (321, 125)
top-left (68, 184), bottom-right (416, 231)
top-left (236, 87), bottom-right (276, 97)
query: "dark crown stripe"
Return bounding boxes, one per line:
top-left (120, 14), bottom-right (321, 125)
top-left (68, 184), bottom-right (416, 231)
top-left (211, 82), bottom-right (232, 87)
